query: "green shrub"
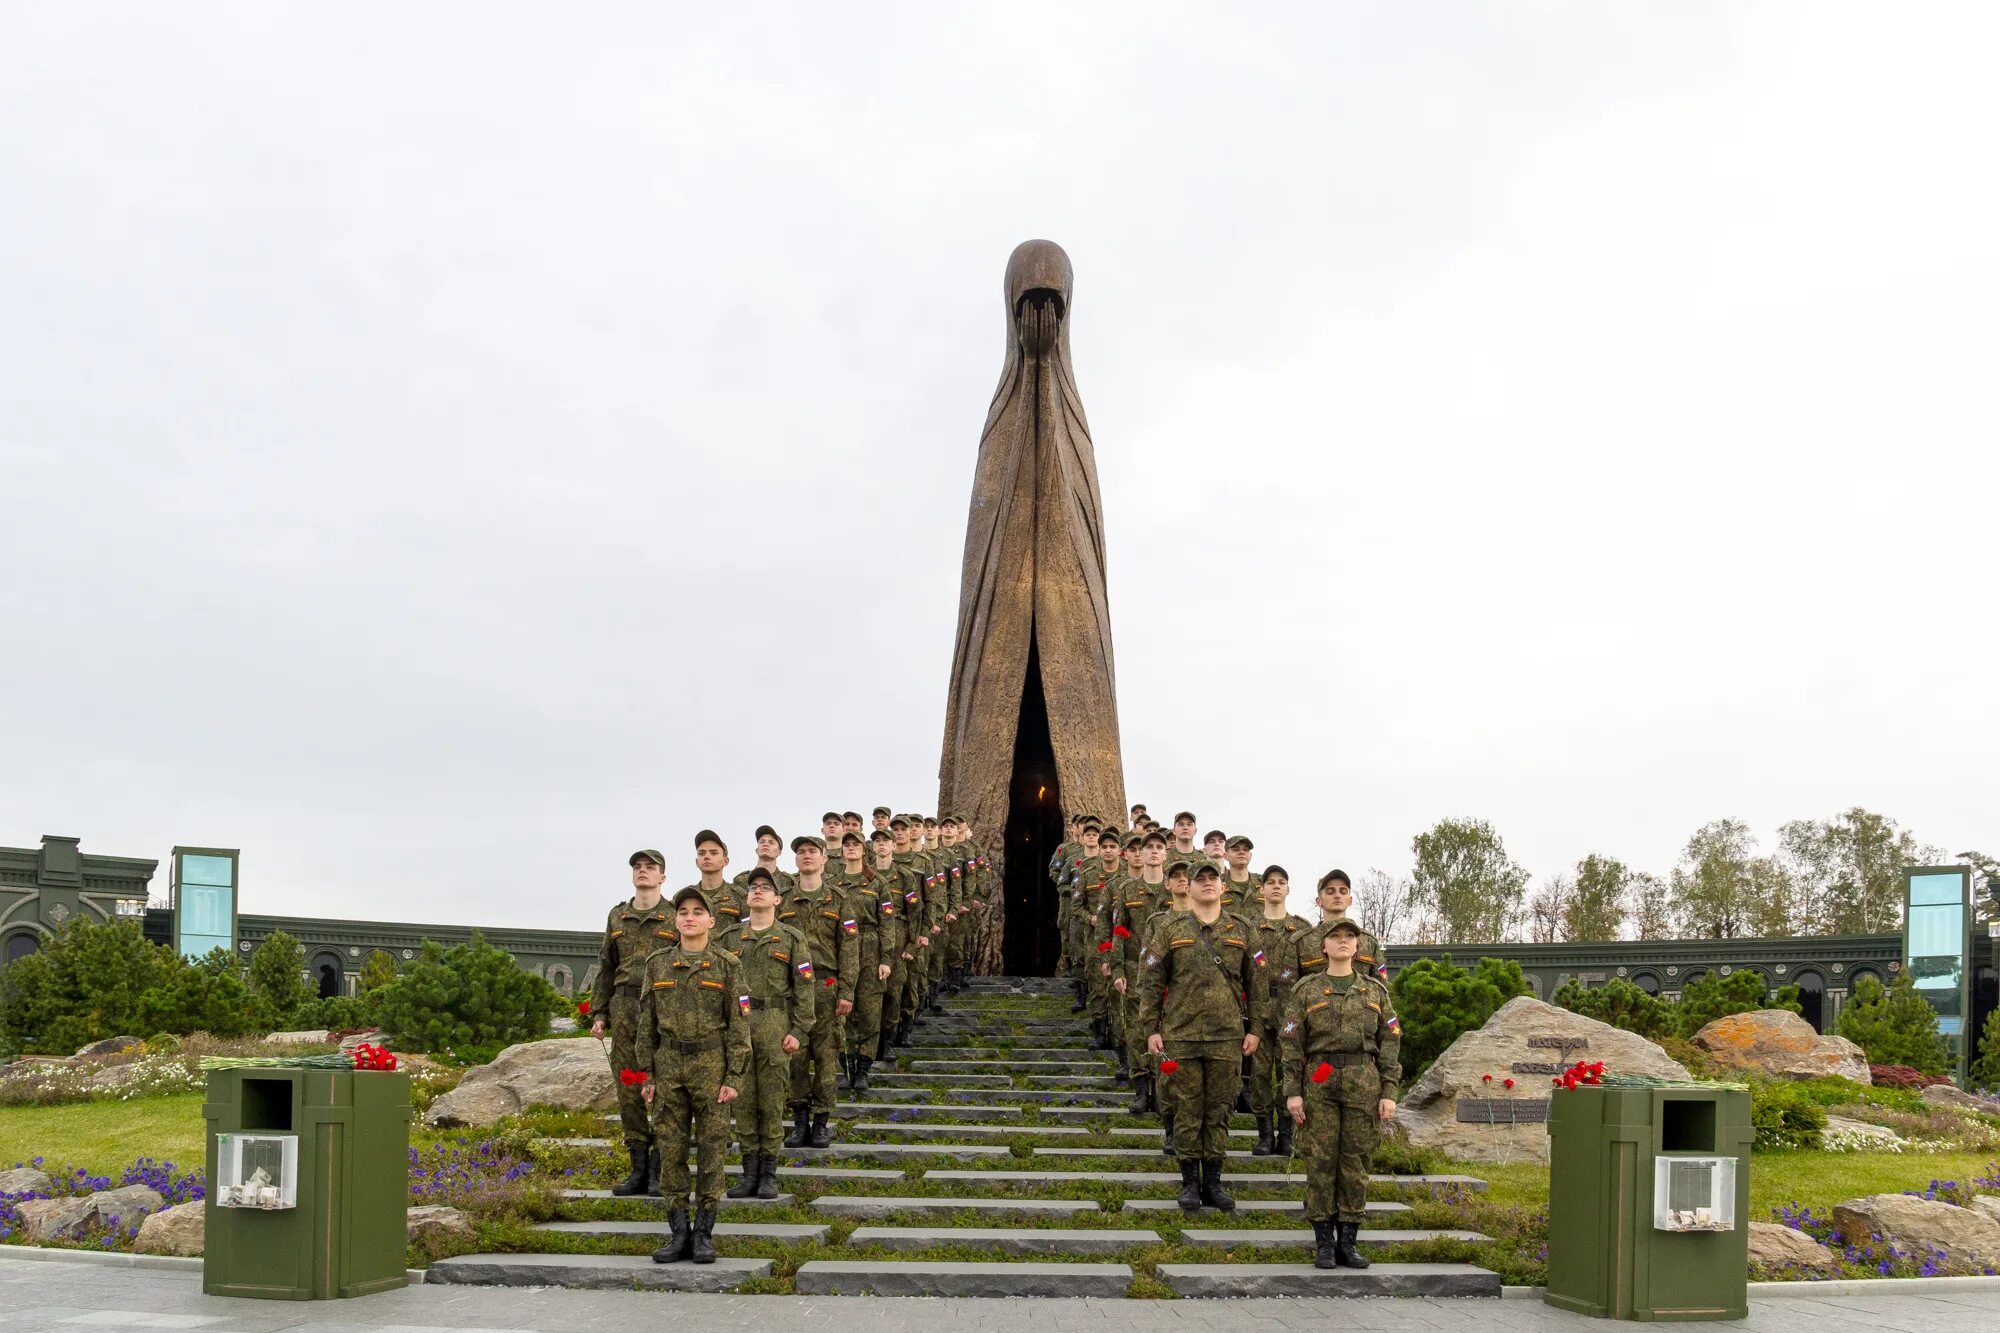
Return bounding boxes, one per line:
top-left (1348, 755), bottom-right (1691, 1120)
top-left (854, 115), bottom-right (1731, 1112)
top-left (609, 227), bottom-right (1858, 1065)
top-left (370, 933), bottom-right (562, 1055)
top-left (1836, 973), bottom-right (1949, 1075)
top-left (1674, 971), bottom-right (1801, 1037)
top-left (136, 947), bottom-right (259, 1038)
top-left (0, 921), bottom-right (263, 1052)
top-left (1970, 1009), bottom-right (2000, 1092)
top-left (1388, 954), bottom-right (1530, 1079)
top-left (1750, 1079), bottom-right (1827, 1151)
top-left (245, 931), bottom-right (311, 1027)
top-left (291, 995), bottom-right (373, 1030)
top-left (358, 948), bottom-right (399, 993)
top-left (1551, 976), bottom-right (1677, 1039)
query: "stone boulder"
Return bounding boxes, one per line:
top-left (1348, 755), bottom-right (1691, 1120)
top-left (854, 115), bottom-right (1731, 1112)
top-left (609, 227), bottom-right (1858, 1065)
top-left (1920, 1083), bottom-right (1992, 1115)
top-left (1397, 997), bottom-right (1691, 1164)
top-left (0, 1166), bottom-right (52, 1194)
top-left (14, 1184), bottom-right (163, 1241)
top-left (422, 1038), bottom-right (614, 1128)
top-left (74, 1036), bottom-right (142, 1058)
top-left (1691, 1010), bottom-right (1870, 1083)
top-left (1971, 1196), bottom-right (2000, 1227)
top-left (1746, 1221), bottom-right (1836, 1272)
top-left (1823, 1115), bottom-right (1905, 1149)
top-left (1833, 1193), bottom-right (2000, 1266)
top-left (265, 1030), bottom-right (331, 1045)
top-left (133, 1201), bottom-right (205, 1256)
top-left (407, 1204), bottom-right (475, 1244)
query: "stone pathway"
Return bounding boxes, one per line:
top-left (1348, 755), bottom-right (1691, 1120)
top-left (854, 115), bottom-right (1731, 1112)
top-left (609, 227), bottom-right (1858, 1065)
top-left (436, 977), bottom-right (1500, 1297)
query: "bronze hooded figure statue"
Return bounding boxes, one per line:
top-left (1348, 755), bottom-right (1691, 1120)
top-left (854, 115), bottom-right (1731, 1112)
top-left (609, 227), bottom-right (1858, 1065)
top-left (939, 240), bottom-right (1127, 973)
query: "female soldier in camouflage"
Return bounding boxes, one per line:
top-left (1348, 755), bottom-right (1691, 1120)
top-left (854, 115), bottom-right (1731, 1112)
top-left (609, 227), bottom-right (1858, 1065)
top-left (1279, 916), bottom-right (1401, 1270)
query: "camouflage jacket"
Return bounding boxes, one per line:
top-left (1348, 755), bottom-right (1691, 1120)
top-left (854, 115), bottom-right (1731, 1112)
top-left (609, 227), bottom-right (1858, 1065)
top-left (1278, 972), bottom-right (1401, 1102)
top-left (1136, 907), bottom-right (1270, 1042)
top-left (832, 869), bottom-right (904, 959)
top-left (632, 944), bottom-right (753, 1085)
top-left (1106, 875), bottom-right (1168, 975)
top-left (1278, 920), bottom-right (1388, 988)
top-left (729, 921), bottom-right (816, 1045)
top-left (778, 883), bottom-right (860, 1005)
top-left (597, 898), bottom-right (677, 994)
top-left (1247, 912), bottom-right (1310, 1009)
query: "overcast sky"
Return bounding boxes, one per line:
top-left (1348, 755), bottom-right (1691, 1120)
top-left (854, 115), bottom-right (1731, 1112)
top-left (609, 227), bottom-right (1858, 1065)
top-left (2, 4), bottom-right (1992, 931)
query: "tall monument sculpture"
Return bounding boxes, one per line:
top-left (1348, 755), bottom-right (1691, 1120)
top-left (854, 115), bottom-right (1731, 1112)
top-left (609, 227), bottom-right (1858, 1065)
top-left (939, 240), bottom-right (1127, 974)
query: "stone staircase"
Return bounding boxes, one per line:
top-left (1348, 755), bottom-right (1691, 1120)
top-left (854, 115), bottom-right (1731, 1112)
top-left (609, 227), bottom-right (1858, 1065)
top-left (428, 977), bottom-right (1501, 1297)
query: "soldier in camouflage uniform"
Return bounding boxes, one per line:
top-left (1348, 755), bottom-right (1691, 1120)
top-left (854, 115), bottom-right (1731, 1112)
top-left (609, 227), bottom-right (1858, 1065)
top-left (728, 824), bottom-right (798, 898)
top-left (1108, 832), bottom-right (1164, 1112)
top-left (1276, 869), bottom-right (1389, 996)
top-left (1244, 865), bottom-right (1309, 1154)
top-left (1167, 811), bottom-right (1209, 872)
top-left (1222, 835), bottom-right (1262, 912)
top-left (835, 830), bottom-right (901, 1090)
top-left (1078, 831), bottom-right (1125, 1063)
top-left (1137, 862), bottom-right (1269, 1212)
top-left (869, 829), bottom-right (916, 1054)
top-left (780, 836), bottom-right (855, 1148)
top-left (635, 885), bottom-right (752, 1266)
top-left (724, 868), bottom-right (813, 1200)
top-left (1050, 815), bottom-right (1084, 993)
top-left (1279, 916), bottom-right (1401, 1269)
top-left (683, 831), bottom-right (742, 947)
top-left (593, 849), bottom-right (678, 1196)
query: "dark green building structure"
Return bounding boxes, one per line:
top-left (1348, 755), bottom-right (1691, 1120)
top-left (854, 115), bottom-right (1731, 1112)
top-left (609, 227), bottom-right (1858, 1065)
top-left (4, 835), bottom-right (1990, 1044)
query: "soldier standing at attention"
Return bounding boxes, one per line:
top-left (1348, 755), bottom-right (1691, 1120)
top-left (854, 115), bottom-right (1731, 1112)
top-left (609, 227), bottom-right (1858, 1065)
top-left (843, 811), bottom-right (866, 841)
top-left (1246, 865), bottom-right (1309, 1154)
top-left (871, 805), bottom-right (893, 835)
top-left (1107, 832), bottom-right (1158, 1112)
top-left (1278, 869), bottom-right (1389, 993)
top-left (1050, 814), bottom-right (1083, 989)
top-left (1081, 829), bottom-right (1127, 1069)
top-left (921, 816), bottom-right (953, 1004)
top-left (836, 830), bottom-right (899, 1090)
top-left (1281, 916), bottom-right (1400, 1269)
top-left (1222, 836), bottom-right (1262, 910)
top-left (780, 835), bottom-right (854, 1148)
top-left (730, 825), bottom-right (797, 899)
top-left (684, 832), bottom-right (738, 945)
top-left (724, 868), bottom-right (812, 1200)
top-left (869, 829), bottom-right (914, 1058)
top-left (1139, 862), bottom-right (1268, 1211)
top-left (594, 849), bottom-right (677, 1197)
top-left (636, 885), bottom-right (751, 1266)
top-left (1201, 830), bottom-right (1230, 876)
top-left (819, 811), bottom-right (847, 852)
top-left (1168, 811), bottom-right (1205, 869)
top-left (890, 816), bottom-right (939, 1045)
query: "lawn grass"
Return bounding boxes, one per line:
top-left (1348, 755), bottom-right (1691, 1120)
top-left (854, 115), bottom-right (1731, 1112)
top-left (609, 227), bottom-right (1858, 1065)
top-left (0, 1093), bottom-right (208, 1172)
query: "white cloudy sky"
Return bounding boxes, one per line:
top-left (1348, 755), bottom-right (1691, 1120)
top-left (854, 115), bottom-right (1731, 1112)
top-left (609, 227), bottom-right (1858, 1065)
top-left (2, 4), bottom-right (1993, 930)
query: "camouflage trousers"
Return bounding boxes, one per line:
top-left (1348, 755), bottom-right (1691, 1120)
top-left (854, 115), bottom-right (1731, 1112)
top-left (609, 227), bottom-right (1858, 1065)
top-left (606, 989), bottom-right (648, 1150)
top-left (1055, 894), bottom-right (1075, 972)
top-left (1086, 955), bottom-right (1114, 1022)
top-left (1247, 1005), bottom-right (1283, 1115)
top-left (735, 1011), bottom-right (792, 1155)
top-left (926, 923), bottom-right (949, 984)
top-left (1165, 1039), bottom-right (1242, 1162)
top-left (946, 911), bottom-right (971, 969)
top-left (649, 1045), bottom-right (730, 1210)
top-left (1300, 1072), bottom-right (1381, 1223)
top-left (1120, 979), bottom-right (1153, 1080)
top-left (899, 944), bottom-right (929, 1014)
top-left (846, 940), bottom-right (887, 1055)
top-left (880, 953), bottom-right (906, 1031)
top-left (790, 980), bottom-right (844, 1112)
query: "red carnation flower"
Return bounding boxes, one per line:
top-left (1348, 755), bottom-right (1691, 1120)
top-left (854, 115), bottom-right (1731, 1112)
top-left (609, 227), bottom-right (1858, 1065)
top-left (1552, 1077), bottom-right (1563, 1087)
top-left (1311, 1062), bottom-right (1333, 1084)
top-left (1113, 925), bottom-right (1132, 939)
top-left (577, 1000), bottom-right (590, 1016)
top-left (618, 1069), bottom-right (649, 1087)
top-left (1158, 1059), bottom-right (1179, 1075)
top-left (1097, 940), bottom-right (1113, 953)
top-left (1481, 1073), bottom-right (1493, 1083)
top-left (1503, 1078), bottom-right (1514, 1089)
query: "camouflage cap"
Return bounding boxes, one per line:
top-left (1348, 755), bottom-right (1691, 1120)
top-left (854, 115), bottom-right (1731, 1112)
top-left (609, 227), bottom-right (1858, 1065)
top-left (1225, 834), bottom-right (1254, 851)
top-left (889, 814), bottom-right (912, 829)
top-left (1322, 915), bottom-right (1363, 937)
top-left (791, 834), bottom-right (827, 854)
top-left (1191, 861), bottom-right (1222, 880)
top-left (671, 885), bottom-right (715, 912)
top-left (628, 848), bottom-right (665, 868)
top-left (872, 805), bottom-right (892, 817)
top-left (742, 867), bottom-right (778, 892)
top-left (1165, 860), bottom-right (1193, 879)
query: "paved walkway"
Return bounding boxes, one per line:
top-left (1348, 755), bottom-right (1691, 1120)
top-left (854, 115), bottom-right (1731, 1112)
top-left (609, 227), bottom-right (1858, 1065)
top-left (1, 1257), bottom-right (1996, 1333)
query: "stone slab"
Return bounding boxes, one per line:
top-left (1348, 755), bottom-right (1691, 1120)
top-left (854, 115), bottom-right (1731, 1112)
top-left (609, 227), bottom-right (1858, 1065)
top-left (835, 1102), bottom-right (1021, 1121)
top-left (427, 1253), bottom-right (770, 1292)
top-left (1180, 1227), bottom-right (1490, 1247)
top-left (1022, 1075), bottom-right (1118, 1088)
top-left (849, 1122), bottom-right (1085, 1139)
top-left (923, 1169), bottom-right (1306, 1185)
top-left (1155, 1261), bottom-right (1500, 1298)
top-left (792, 1142), bottom-right (1013, 1161)
top-left (1123, 1198), bottom-right (1412, 1215)
top-left (845, 1226), bottom-right (1159, 1254)
top-left (808, 1195), bottom-right (1101, 1220)
top-left (559, 1188), bottom-right (801, 1204)
top-left (906, 1061), bottom-right (1108, 1075)
top-left (950, 1088), bottom-right (1128, 1105)
top-left (534, 1220), bottom-right (828, 1241)
top-left (872, 1073), bottom-right (1013, 1088)
top-left (792, 1260), bottom-right (1133, 1297)
top-left (1033, 1147), bottom-right (1255, 1160)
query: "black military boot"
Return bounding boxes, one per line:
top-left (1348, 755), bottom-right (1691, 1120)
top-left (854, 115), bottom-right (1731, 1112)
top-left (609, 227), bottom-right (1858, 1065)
top-left (836, 1058), bottom-right (851, 1093)
top-left (1161, 1109), bottom-right (1176, 1156)
top-left (875, 1026), bottom-right (891, 1061)
top-left (645, 1146), bottom-right (660, 1195)
top-left (1312, 1219), bottom-right (1337, 1269)
top-left (1176, 1159), bottom-right (1204, 1212)
top-left (754, 1153), bottom-right (781, 1200)
top-left (851, 1056), bottom-right (872, 1093)
top-left (1253, 1114), bottom-right (1275, 1156)
top-left (1234, 1082), bottom-right (1253, 1114)
top-left (783, 1103), bottom-right (810, 1148)
top-left (1335, 1220), bottom-right (1370, 1269)
top-left (690, 1206), bottom-right (717, 1264)
top-left (1274, 1116), bottom-right (1295, 1158)
top-left (1199, 1158), bottom-right (1235, 1212)
top-left (611, 1145), bottom-right (648, 1196)
top-left (651, 1207), bottom-right (691, 1263)
top-left (726, 1152), bottom-right (759, 1199)
top-left (807, 1111), bottom-right (835, 1148)
top-left (1127, 1074), bottom-right (1151, 1115)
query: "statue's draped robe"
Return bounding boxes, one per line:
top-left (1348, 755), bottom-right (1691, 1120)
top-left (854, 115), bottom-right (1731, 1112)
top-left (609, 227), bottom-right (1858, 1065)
top-left (939, 240), bottom-right (1127, 855)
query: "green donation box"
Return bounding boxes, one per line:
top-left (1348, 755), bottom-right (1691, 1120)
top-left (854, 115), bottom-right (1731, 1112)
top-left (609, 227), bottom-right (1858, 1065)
top-left (201, 1067), bottom-right (411, 1300)
top-left (1545, 1085), bottom-right (1752, 1321)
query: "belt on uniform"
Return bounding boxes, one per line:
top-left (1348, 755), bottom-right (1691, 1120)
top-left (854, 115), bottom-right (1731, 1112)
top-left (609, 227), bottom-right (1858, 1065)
top-left (1315, 1051), bottom-right (1372, 1067)
top-left (671, 1037), bottom-right (723, 1054)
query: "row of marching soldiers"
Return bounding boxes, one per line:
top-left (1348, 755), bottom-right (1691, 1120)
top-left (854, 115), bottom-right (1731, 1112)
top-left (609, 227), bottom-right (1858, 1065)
top-left (1050, 809), bottom-right (1404, 1270)
top-left (590, 810), bottom-right (990, 1265)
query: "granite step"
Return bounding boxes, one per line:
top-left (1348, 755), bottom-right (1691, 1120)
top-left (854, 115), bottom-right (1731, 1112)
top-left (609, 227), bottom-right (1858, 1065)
top-left (808, 1195), bottom-right (1102, 1220)
top-left (428, 1253), bottom-right (771, 1292)
top-left (533, 1220), bottom-right (829, 1242)
top-left (847, 1122), bottom-right (1087, 1139)
top-left (834, 1102), bottom-right (1022, 1121)
top-left (871, 1072), bottom-right (1014, 1088)
top-left (1156, 1262), bottom-right (1500, 1298)
top-left (845, 1226), bottom-right (1160, 1255)
top-left (1180, 1227), bottom-right (1491, 1248)
top-left (792, 1260), bottom-right (1133, 1297)
top-left (791, 1141), bottom-right (1013, 1162)
top-left (949, 1088), bottom-right (1128, 1105)
top-left (923, 1169), bottom-right (1305, 1187)
top-left (1032, 1147), bottom-right (1256, 1161)
top-left (904, 1060), bottom-right (1110, 1075)
top-left (897, 1044), bottom-right (1094, 1056)
top-left (1021, 1075), bottom-right (1119, 1088)
top-left (1123, 1198), bottom-right (1412, 1215)
top-left (559, 1188), bottom-right (798, 1207)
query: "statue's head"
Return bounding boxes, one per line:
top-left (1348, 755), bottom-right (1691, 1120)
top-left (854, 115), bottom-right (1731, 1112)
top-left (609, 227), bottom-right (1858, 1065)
top-left (1005, 239), bottom-right (1072, 356)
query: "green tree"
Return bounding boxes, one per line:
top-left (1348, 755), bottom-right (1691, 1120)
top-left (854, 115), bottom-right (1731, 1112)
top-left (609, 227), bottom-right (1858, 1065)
top-left (138, 947), bottom-right (258, 1037)
top-left (1781, 808), bottom-right (1940, 935)
top-left (1522, 873), bottom-right (1571, 943)
top-left (371, 932), bottom-right (562, 1055)
top-left (1564, 854), bottom-right (1629, 943)
top-left (358, 949), bottom-right (398, 993)
top-left (1410, 818), bottom-right (1528, 943)
top-left (0, 918), bottom-right (177, 1055)
top-left (1388, 954), bottom-right (1530, 1079)
top-left (246, 931), bottom-right (310, 1027)
top-left (1674, 970), bottom-right (1801, 1036)
top-left (1970, 1008), bottom-right (2000, 1091)
top-left (1626, 871), bottom-right (1675, 940)
top-left (1671, 819), bottom-right (1758, 938)
top-left (1836, 972), bottom-right (1949, 1074)
top-left (1549, 976), bottom-right (1677, 1040)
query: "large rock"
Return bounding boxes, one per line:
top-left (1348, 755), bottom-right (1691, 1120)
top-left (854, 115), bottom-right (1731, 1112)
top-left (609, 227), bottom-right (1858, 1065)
top-left (1823, 1114), bottom-right (1905, 1149)
top-left (1746, 1221), bottom-right (1836, 1273)
top-left (1397, 997), bottom-right (1691, 1164)
top-left (1833, 1193), bottom-right (2000, 1266)
top-left (14, 1184), bottom-right (163, 1241)
top-left (265, 1030), bottom-right (331, 1045)
top-left (407, 1204), bottom-right (475, 1245)
top-left (133, 1201), bottom-right (205, 1256)
top-left (1921, 1083), bottom-right (1992, 1115)
top-left (423, 1038), bottom-right (614, 1128)
top-left (0, 1167), bottom-right (52, 1194)
top-left (74, 1036), bottom-right (142, 1058)
top-left (1691, 1010), bottom-right (1870, 1083)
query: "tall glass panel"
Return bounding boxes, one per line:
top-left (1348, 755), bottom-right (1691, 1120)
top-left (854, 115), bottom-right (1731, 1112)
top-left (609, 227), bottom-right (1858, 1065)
top-left (1904, 868), bottom-right (1970, 1070)
top-left (175, 851), bottom-right (237, 961)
